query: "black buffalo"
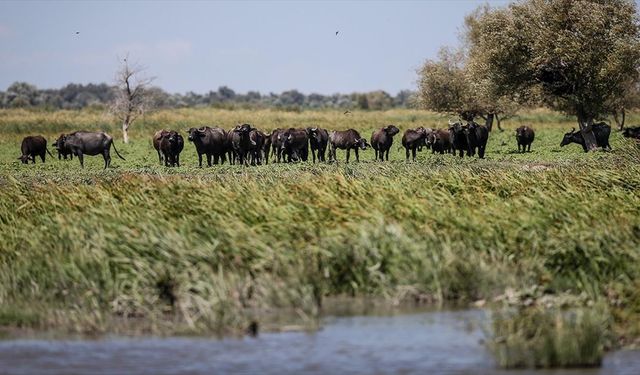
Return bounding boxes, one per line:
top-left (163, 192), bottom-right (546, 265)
top-left (230, 123), bottom-right (255, 165)
top-left (18, 135), bottom-right (53, 164)
top-left (371, 125), bottom-right (400, 161)
top-left (401, 127), bottom-right (428, 161)
top-left (329, 129), bottom-right (368, 162)
top-left (560, 123), bottom-right (611, 152)
top-left (307, 127), bottom-right (329, 163)
top-left (622, 126), bottom-right (640, 141)
top-left (53, 134), bottom-right (73, 160)
top-left (187, 126), bottom-right (228, 166)
top-left (427, 129), bottom-right (453, 154)
top-left (159, 131), bottom-right (184, 167)
top-left (465, 121), bottom-right (489, 158)
top-left (57, 131), bottom-right (125, 169)
top-left (267, 128), bottom-right (286, 163)
top-left (282, 128), bottom-right (309, 162)
top-left (449, 122), bottom-right (469, 158)
top-left (515, 125), bottom-right (535, 153)
top-left (153, 129), bottom-right (169, 164)
top-left (249, 128), bottom-right (267, 165)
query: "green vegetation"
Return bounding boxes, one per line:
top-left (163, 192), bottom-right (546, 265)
top-left (0, 108), bottom-right (639, 361)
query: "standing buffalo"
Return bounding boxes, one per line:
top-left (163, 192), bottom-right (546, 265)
top-left (307, 127), bottom-right (329, 163)
top-left (18, 135), bottom-right (53, 164)
top-left (371, 125), bottom-right (400, 161)
top-left (153, 129), bottom-right (169, 164)
top-left (249, 128), bottom-right (267, 165)
top-left (230, 123), bottom-right (255, 165)
top-left (401, 127), bottom-right (428, 161)
top-left (560, 122), bottom-right (611, 152)
top-left (187, 126), bottom-right (228, 166)
top-left (449, 122), bottom-right (468, 158)
top-left (515, 125), bottom-right (535, 153)
top-left (159, 131), bottom-right (184, 167)
top-left (465, 121), bottom-right (489, 158)
top-left (57, 131), bottom-right (125, 169)
top-left (267, 128), bottom-right (286, 163)
top-left (281, 128), bottom-right (309, 162)
top-left (329, 129), bottom-right (368, 162)
top-left (53, 134), bottom-right (73, 160)
top-left (427, 129), bottom-right (453, 154)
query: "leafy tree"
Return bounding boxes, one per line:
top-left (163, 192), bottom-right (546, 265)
top-left (467, 0), bottom-right (640, 150)
top-left (366, 90), bottom-right (394, 110)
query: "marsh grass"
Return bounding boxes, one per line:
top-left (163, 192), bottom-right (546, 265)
top-left (0, 108), bottom-right (639, 347)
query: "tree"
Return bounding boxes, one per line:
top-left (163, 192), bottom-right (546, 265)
top-left (110, 58), bottom-right (154, 143)
top-left (467, 0), bottom-right (640, 150)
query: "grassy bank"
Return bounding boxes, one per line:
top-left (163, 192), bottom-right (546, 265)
top-left (0, 108), bottom-right (639, 355)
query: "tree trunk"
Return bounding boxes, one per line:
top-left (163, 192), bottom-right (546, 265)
top-left (613, 108), bottom-right (626, 130)
top-left (495, 114), bottom-right (504, 132)
top-left (485, 113), bottom-right (495, 132)
top-left (577, 113), bottom-right (598, 151)
top-left (122, 120), bottom-right (130, 144)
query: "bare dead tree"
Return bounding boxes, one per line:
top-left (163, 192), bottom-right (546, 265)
top-left (110, 56), bottom-right (154, 143)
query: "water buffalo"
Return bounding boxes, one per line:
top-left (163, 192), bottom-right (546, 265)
top-left (427, 129), bottom-right (453, 154)
top-left (622, 126), bottom-right (640, 141)
top-left (515, 125), bottom-right (535, 153)
top-left (57, 131), bottom-right (125, 169)
top-left (401, 127), bottom-right (428, 161)
top-left (465, 121), bottom-right (489, 158)
top-left (153, 129), bottom-right (169, 164)
top-left (371, 125), bottom-right (400, 161)
top-left (52, 134), bottom-right (73, 160)
top-left (230, 123), bottom-right (255, 165)
top-left (249, 128), bottom-right (267, 165)
top-left (307, 127), bottom-right (329, 163)
top-left (159, 131), bottom-right (184, 167)
top-left (449, 122), bottom-right (468, 158)
top-left (18, 135), bottom-right (53, 164)
top-left (187, 126), bottom-right (228, 166)
top-left (560, 122), bottom-right (611, 152)
top-left (329, 129), bottom-right (368, 162)
top-left (282, 128), bottom-right (309, 162)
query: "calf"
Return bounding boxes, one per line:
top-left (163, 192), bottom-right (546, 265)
top-left (187, 126), bottom-right (228, 166)
top-left (307, 127), bottom-right (329, 163)
top-left (560, 122), bottom-right (611, 152)
top-left (18, 135), bottom-right (53, 164)
top-left (371, 125), bottom-right (400, 161)
top-left (515, 125), bottom-right (535, 153)
top-left (282, 128), bottom-right (309, 162)
top-left (57, 131), bottom-right (125, 169)
top-left (329, 129), bottom-right (368, 162)
top-left (401, 127), bottom-right (428, 161)
top-left (159, 131), bottom-right (184, 167)
top-left (53, 134), bottom-right (73, 160)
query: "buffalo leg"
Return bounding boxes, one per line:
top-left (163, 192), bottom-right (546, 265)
top-left (198, 153), bottom-right (203, 167)
top-left (206, 154), bottom-right (212, 167)
top-left (528, 143), bottom-right (531, 152)
top-left (346, 149), bottom-right (350, 163)
top-left (77, 152), bottom-right (84, 168)
top-left (40, 152), bottom-right (46, 163)
top-left (412, 147), bottom-right (417, 161)
top-left (355, 148), bottom-right (359, 162)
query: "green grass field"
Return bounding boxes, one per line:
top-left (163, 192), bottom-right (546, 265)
top-left (0, 108), bottom-right (639, 351)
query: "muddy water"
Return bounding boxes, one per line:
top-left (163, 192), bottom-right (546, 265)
top-left (0, 309), bottom-right (639, 374)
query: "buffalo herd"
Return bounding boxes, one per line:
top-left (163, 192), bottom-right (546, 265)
top-left (17, 120), bottom-right (626, 168)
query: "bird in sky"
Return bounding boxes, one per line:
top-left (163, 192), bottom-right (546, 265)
top-left (335, 31), bottom-right (339, 35)
top-left (75, 31), bottom-right (79, 34)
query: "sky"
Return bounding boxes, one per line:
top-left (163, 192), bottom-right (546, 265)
top-left (0, 0), bottom-right (511, 95)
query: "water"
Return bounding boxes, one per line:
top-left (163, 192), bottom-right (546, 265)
top-left (0, 309), bottom-right (639, 375)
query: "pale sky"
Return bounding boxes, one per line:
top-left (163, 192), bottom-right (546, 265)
top-left (0, 0), bottom-right (510, 95)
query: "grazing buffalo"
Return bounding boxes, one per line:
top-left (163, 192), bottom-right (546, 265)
top-left (282, 128), bottom-right (309, 162)
top-left (18, 135), bottom-right (53, 164)
top-left (371, 125), bottom-right (400, 161)
top-left (187, 126), bottom-right (228, 166)
top-left (329, 129), bottom-right (368, 162)
top-left (307, 127), bottom-right (329, 163)
top-left (560, 122), bottom-right (611, 152)
top-left (401, 127), bottom-right (428, 161)
top-left (465, 121), bottom-right (489, 158)
top-left (57, 131), bottom-right (125, 169)
top-left (449, 122), bottom-right (468, 158)
top-left (515, 125), bottom-right (535, 153)
top-left (622, 126), bottom-right (640, 141)
top-left (53, 134), bottom-right (73, 160)
top-left (249, 128), bottom-right (267, 165)
top-left (159, 131), bottom-right (184, 167)
top-left (427, 129), bottom-right (453, 154)
top-left (153, 129), bottom-right (169, 164)
top-left (230, 123), bottom-right (255, 165)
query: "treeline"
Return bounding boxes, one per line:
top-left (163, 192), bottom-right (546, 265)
top-left (0, 82), bottom-right (415, 111)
